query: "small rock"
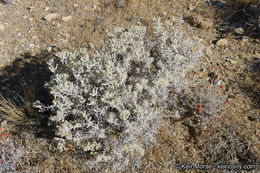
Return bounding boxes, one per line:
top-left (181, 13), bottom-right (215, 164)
top-left (28, 43), bottom-right (35, 48)
top-left (216, 39), bottom-right (228, 46)
top-left (0, 24), bottom-right (5, 31)
top-left (43, 13), bottom-right (60, 21)
top-left (23, 15), bottom-right (28, 20)
top-left (235, 27), bottom-right (244, 35)
top-left (45, 7), bottom-right (49, 11)
top-left (46, 46), bottom-right (52, 52)
top-left (188, 4), bottom-right (195, 11)
top-left (215, 1), bottom-right (224, 8)
top-left (62, 16), bottom-right (72, 22)
top-left (32, 35), bottom-right (37, 40)
top-left (242, 36), bottom-right (249, 42)
top-left (189, 15), bottom-right (213, 29)
top-left (115, 0), bottom-right (126, 8)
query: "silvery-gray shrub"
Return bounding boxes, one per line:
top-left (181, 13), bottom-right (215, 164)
top-left (34, 18), bottom-right (212, 171)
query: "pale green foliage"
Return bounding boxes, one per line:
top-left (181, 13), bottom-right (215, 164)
top-left (35, 18), bottom-right (211, 171)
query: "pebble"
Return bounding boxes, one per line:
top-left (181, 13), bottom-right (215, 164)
top-left (43, 13), bottom-right (60, 21)
top-left (188, 4), bottom-right (195, 11)
top-left (115, 0), bottom-right (126, 8)
top-left (242, 36), bottom-right (249, 42)
top-left (215, 1), bottom-right (224, 8)
top-left (46, 46), bottom-right (52, 52)
top-left (62, 16), bottom-right (72, 22)
top-left (0, 24), bottom-right (5, 31)
top-left (173, 110), bottom-right (181, 120)
top-left (190, 15), bottom-right (213, 29)
top-left (216, 39), bottom-right (228, 46)
top-left (235, 27), bottom-right (244, 35)
top-left (28, 43), bottom-right (35, 48)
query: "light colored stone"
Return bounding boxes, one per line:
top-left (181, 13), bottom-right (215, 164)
top-left (43, 13), bottom-right (60, 21)
top-left (28, 43), bottom-right (35, 48)
top-left (115, 0), bottom-right (126, 8)
top-left (190, 15), bottom-right (213, 29)
top-left (188, 4), bottom-right (195, 11)
top-left (235, 27), bottom-right (244, 35)
top-left (242, 36), bottom-right (249, 42)
top-left (47, 46), bottom-right (52, 52)
top-left (0, 24), bottom-right (5, 31)
top-left (62, 16), bottom-right (72, 22)
top-left (32, 35), bottom-right (37, 40)
top-left (216, 39), bottom-right (228, 46)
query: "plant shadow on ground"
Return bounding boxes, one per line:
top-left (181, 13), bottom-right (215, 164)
top-left (216, 0), bottom-right (259, 39)
top-left (0, 49), bottom-right (91, 172)
top-left (0, 49), bottom-right (57, 139)
top-left (239, 57), bottom-right (260, 118)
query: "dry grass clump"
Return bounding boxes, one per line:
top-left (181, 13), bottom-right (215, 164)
top-left (0, 95), bottom-right (36, 130)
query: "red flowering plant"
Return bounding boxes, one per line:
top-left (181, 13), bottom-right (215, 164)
top-left (187, 68), bottom-right (228, 127)
top-left (180, 65), bottom-right (229, 128)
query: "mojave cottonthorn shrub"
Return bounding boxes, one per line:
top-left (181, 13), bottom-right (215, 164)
top-left (34, 18), bottom-right (212, 171)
